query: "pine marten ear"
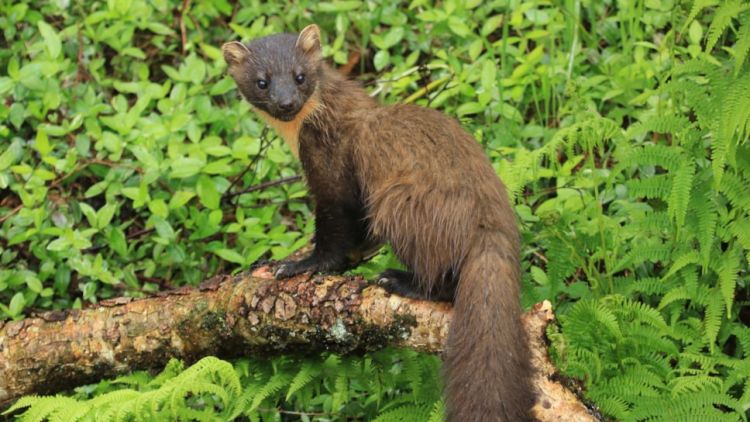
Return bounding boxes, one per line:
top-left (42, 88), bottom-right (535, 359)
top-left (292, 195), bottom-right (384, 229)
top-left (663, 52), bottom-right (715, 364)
top-left (222, 41), bottom-right (250, 68)
top-left (296, 24), bottom-right (321, 58)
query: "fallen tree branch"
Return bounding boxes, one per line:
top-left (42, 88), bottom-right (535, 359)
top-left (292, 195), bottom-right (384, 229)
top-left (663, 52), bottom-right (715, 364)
top-left (0, 265), bottom-right (599, 421)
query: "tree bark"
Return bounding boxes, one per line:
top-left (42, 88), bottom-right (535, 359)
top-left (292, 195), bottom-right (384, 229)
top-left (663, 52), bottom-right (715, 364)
top-left (0, 264), bottom-right (599, 421)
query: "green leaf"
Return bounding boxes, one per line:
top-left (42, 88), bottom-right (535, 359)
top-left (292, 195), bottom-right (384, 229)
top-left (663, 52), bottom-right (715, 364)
top-left (481, 15), bottom-right (503, 36)
top-left (448, 16), bottom-right (472, 38)
top-left (79, 202), bottom-right (97, 227)
top-left (456, 102), bottom-right (483, 116)
top-left (0, 140), bottom-right (23, 171)
top-left (152, 217), bottom-right (176, 241)
top-left (316, 1), bottom-right (363, 12)
top-left (109, 227), bottom-right (128, 258)
top-left (197, 175), bottom-right (220, 209)
top-left (170, 157), bottom-right (205, 179)
top-left (0, 77), bottom-right (14, 95)
top-left (38, 21), bottom-right (62, 59)
top-left (26, 275), bottom-right (43, 293)
top-left (169, 191), bottom-right (196, 209)
top-left (374, 50), bottom-right (391, 71)
top-left (148, 199), bottom-right (169, 218)
top-left (8, 292), bottom-right (25, 317)
top-left (96, 203), bottom-right (117, 229)
top-left (213, 249), bottom-right (245, 264)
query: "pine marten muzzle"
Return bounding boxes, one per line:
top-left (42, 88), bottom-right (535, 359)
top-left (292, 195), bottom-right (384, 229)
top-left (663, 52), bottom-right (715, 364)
top-left (223, 25), bottom-right (536, 421)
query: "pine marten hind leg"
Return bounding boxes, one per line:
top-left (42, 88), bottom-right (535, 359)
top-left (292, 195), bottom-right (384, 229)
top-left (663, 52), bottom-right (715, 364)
top-left (376, 269), bottom-right (456, 301)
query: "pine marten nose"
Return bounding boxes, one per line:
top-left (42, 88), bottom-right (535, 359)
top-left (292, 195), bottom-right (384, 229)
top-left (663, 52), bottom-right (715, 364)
top-left (279, 101), bottom-right (295, 112)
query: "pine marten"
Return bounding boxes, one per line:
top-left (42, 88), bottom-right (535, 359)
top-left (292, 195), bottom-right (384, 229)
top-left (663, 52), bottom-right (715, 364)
top-left (222, 25), bottom-right (535, 421)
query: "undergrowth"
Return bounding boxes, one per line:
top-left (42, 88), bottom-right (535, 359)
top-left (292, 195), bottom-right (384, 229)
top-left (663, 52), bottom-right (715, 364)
top-left (2, 0), bottom-right (750, 420)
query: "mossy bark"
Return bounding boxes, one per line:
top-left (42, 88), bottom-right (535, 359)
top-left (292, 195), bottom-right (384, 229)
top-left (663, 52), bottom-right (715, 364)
top-left (0, 265), bottom-right (450, 408)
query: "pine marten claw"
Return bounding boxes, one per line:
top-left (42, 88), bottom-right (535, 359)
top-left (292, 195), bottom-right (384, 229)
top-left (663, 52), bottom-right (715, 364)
top-left (273, 262), bottom-right (301, 279)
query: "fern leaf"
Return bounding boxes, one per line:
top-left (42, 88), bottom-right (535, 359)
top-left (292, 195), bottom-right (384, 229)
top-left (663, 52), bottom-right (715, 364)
top-left (285, 362), bottom-right (319, 401)
top-left (372, 405), bottom-right (430, 422)
top-left (669, 160), bottom-right (696, 227)
top-left (5, 396), bottom-right (81, 422)
top-left (684, 0), bottom-right (720, 32)
top-left (247, 372), bottom-right (292, 412)
top-left (658, 285), bottom-right (691, 310)
top-left (728, 219), bottom-right (750, 250)
top-left (426, 399), bottom-right (445, 422)
top-left (627, 175), bottom-right (672, 200)
top-left (668, 375), bottom-right (723, 396)
top-left (703, 289), bottom-right (725, 348)
top-left (717, 247), bottom-right (741, 316)
top-left (706, 0), bottom-right (750, 53)
top-left (690, 187), bottom-right (719, 269)
top-left (734, 12), bottom-right (750, 74)
top-left (662, 251), bottom-right (700, 280)
top-left (719, 169), bottom-right (750, 212)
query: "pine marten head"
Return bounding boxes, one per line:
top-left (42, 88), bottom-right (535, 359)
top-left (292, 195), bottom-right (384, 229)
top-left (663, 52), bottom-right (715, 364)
top-left (222, 25), bottom-right (322, 122)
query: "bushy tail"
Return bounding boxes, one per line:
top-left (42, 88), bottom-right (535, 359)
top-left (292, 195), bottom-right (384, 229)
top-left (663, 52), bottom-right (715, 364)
top-left (445, 231), bottom-right (535, 421)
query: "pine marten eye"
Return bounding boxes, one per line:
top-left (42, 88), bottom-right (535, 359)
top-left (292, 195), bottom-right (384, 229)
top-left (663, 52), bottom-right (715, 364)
top-left (256, 79), bottom-right (268, 90)
top-left (295, 74), bottom-right (305, 85)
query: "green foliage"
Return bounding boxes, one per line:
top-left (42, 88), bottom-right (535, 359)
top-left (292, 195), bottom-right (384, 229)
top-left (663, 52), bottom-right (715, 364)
top-left (3, 0), bottom-right (750, 421)
top-left (6, 350), bottom-right (443, 421)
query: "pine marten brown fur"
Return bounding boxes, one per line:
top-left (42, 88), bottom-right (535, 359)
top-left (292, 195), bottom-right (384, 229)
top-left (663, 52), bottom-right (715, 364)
top-left (222, 25), bottom-right (535, 421)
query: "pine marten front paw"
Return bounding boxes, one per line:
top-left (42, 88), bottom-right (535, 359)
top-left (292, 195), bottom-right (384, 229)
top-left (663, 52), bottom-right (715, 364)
top-left (273, 260), bottom-right (310, 279)
top-left (273, 255), bottom-right (348, 279)
top-left (375, 269), bottom-right (426, 299)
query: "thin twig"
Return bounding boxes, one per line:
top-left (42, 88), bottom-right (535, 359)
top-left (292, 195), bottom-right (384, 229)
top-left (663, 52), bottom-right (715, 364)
top-left (224, 175), bottom-right (303, 199)
top-left (258, 407), bottom-right (331, 417)
top-left (82, 227), bottom-right (154, 254)
top-left (178, 0), bottom-right (190, 54)
top-left (223, 127), bottom-right (270, 203)
top-left (0, 205), bottom-right (23, 224)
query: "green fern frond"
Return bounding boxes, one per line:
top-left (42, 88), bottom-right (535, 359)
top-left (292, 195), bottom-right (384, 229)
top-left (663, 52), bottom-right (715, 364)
top-left (689, 187), bottom-right (719, 269)
top-left (728, 219), bottom-right (750, 250)
top-left (668, 375), bottom-right (723, 396)
top-left (626, 175), bottom-right (671, 200)
top-left (717, 246), bottom-right (741, 316)
top-left (706, 0), bottom-right (750, 53)
top-left (146, 358), bottom-right (184, 387)
top-left (734, 12), bottom-right (750, 74)
top-left (718, 169), bottom-right (750, 212)
top-left (668, 161), bottom-right (696, 227)
top-left (331, 371), bottom-right (349, 412)
top-left (426, 399), bottom-right (445, 422)
top-left (703, 289), bottom-right (725, 347)
top-left (610, 297), bottom-right (668, 330)
top-left (618, 276), bottom-right (675, 296)
top-left (247, 372), bottom-right (292, 413)
top-left (662, 251), bottom-right (700, 280)
top-left (613, 242), bottom-right (671, 273)
top-left (684, 0), bottom-right (720, 31)
top-left (627, 211), bottom-right (673, 237)
top-left (588, 395), bottom-right (630, 420)
top-left (4, 396), bottom-right (82, 422)
top-left (617, 144), bottom-right (685, 172)
top-left (716, 73), bottom-right (750, 171)
top-left (631, 393), bottom-right (742, 422)
top-left (625, 115), bottom-right (692, 140)
top-left (285, 362), bottom-right (320, 401)
top-left (566, 299), bottom-right (624, 342)
top-left (658, 285), bottom-right (691, 310)
top-left (371, 404), bottom-right (431, 422)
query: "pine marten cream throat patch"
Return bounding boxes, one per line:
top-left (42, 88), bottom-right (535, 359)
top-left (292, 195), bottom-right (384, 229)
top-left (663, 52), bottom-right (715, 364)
top-left (253, 95), bottom-right (320, 159)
